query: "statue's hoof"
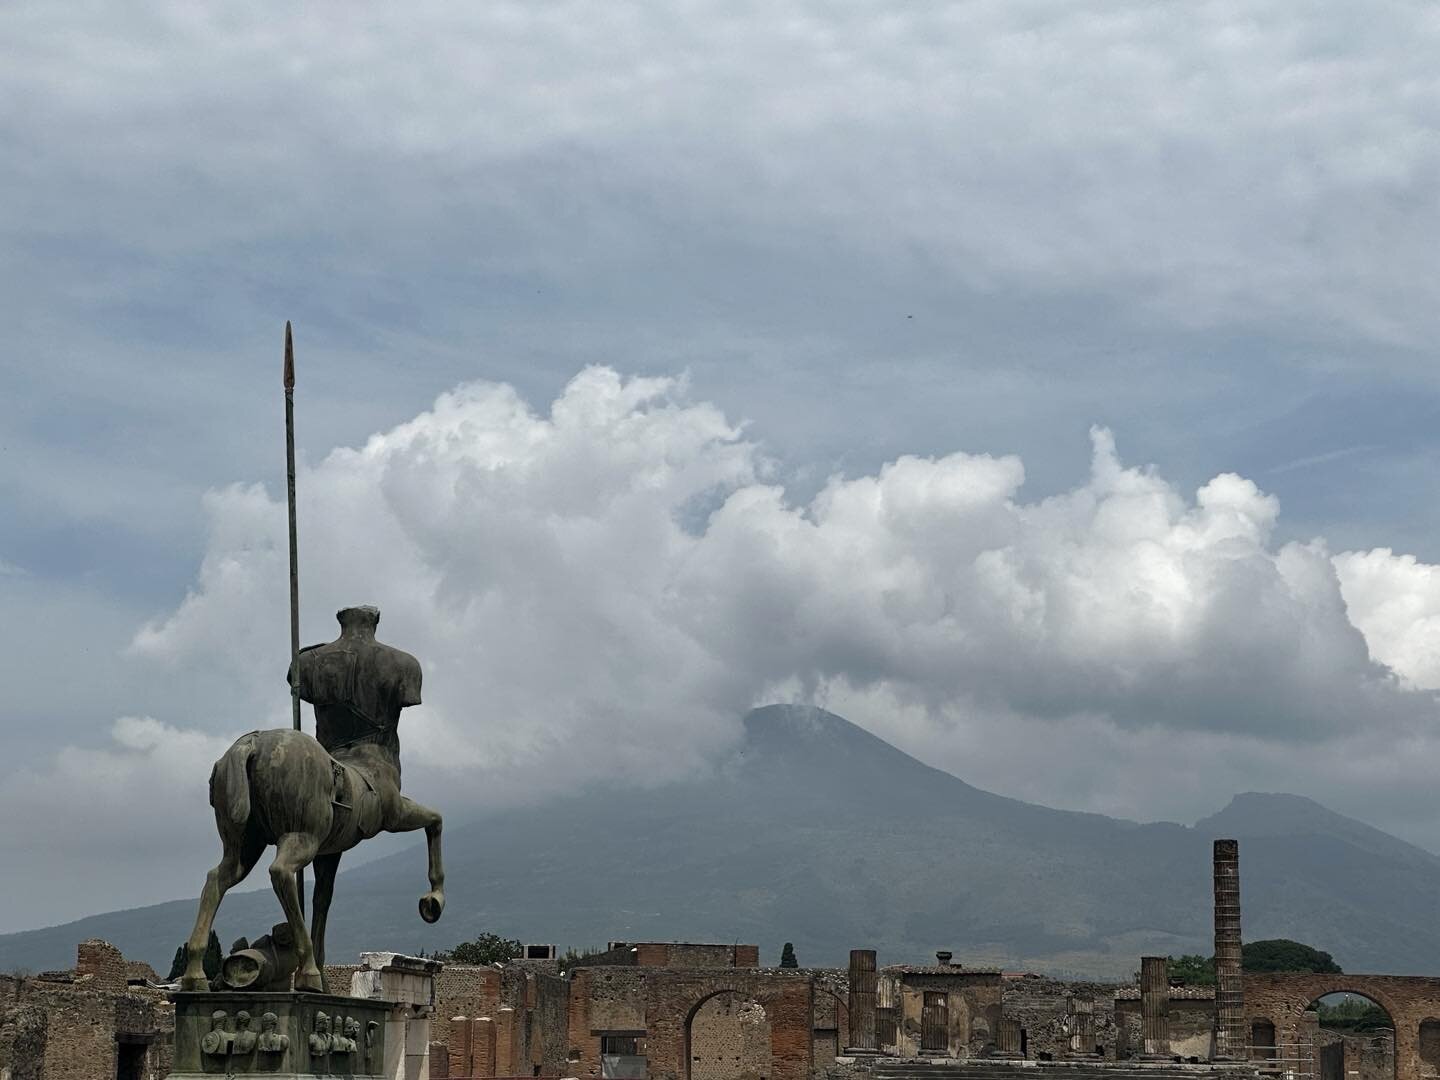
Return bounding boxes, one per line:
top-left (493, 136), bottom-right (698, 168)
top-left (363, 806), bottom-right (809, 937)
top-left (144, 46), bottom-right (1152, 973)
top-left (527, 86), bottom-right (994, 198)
top-left (419, 892), bottom-right (444, 923)
top-left (294, 972), bottom-right (324, 993)
top-left (178, 974), bottom-right (209, 992)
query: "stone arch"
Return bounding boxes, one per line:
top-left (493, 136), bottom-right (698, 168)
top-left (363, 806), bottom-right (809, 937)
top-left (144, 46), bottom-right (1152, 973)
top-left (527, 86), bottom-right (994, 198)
top-left (1247, 978), bottom-right (1403, 1080)
top-left (686, 989), bottom-right (773, 1080)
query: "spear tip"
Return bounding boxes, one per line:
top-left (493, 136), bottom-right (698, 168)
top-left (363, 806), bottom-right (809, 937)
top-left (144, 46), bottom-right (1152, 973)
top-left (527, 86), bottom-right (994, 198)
top-left (283, 321), bottom-right (295, 389)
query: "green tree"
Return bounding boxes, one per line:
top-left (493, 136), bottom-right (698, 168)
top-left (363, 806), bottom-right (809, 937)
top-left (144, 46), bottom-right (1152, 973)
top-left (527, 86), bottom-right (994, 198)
top-left (166, 931), bottom-right (224, 982)
top-left (1242, 940), bottom-right (1342, 974)
top-left (1317, 997), bottom-right (1390, 1032)
top-left (1167, 954), bottom-right (1216, 986)
top-left (435, 933), bottom-right (524, 965)
top-left (779, 943), bottom-right (798, 969)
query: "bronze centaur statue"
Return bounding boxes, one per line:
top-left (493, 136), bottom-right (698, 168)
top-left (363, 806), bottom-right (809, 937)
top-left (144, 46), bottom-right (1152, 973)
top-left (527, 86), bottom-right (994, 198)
top-left (179, 605), bottom-right (444, 992)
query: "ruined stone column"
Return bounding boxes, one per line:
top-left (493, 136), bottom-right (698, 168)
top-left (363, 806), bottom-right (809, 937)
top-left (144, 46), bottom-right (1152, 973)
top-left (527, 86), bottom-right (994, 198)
top-left (845, 949), bottom-right (879, 1054)
top-left (1067, 995), bottom-right (1099, 1060)
top-left (1140, 956), bottom-right (1171, 1060)
top-left (993, 1018), bottom-right (1024, 1060)
top-left (1214, 838), bottom-right (1245, 1060)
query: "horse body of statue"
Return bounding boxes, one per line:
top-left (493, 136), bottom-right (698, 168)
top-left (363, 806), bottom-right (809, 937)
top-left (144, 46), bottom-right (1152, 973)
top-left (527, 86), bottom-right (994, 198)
top-left (179, 606), bottom-right (444, 993)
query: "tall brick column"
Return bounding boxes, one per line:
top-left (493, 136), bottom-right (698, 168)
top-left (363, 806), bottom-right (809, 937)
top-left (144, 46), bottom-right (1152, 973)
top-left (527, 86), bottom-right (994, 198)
top-left (1214, 838), bottom-right (1245, 1060)
top-left (845, 949), bottom-right (879, 1054)
top-left (1139, 956), bottom-right (1171, 1060)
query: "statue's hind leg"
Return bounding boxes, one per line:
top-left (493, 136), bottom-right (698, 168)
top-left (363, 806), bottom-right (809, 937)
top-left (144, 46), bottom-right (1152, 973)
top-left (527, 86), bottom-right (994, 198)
top-left (269, 832), bottom-right (322, 992)
top-left (391, 796), bottom-right (445, 923)
top-left (310, 851), bottom-right (342, 993)
top-left (180, 830), bottom-right (265, 991)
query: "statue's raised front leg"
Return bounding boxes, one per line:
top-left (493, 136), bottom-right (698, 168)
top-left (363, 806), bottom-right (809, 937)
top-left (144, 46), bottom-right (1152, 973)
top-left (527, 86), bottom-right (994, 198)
top-left (390, 796), bottom-right (444, 923)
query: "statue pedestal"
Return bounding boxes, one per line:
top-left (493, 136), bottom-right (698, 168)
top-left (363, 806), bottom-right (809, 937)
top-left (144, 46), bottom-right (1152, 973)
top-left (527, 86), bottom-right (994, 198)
top-left (169, 991), bottom-right (392, 1079)
top-left (351, 953), bottom-right (442, 1080)
top-left (169, 954), bottom-right (441, 1080)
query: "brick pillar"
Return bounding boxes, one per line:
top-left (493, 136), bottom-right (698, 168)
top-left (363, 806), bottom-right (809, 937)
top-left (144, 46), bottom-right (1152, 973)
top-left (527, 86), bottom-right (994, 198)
top-left (76, 939), bottom-right (127, 993)
top-left (845, 949), bottom-right (878, 1053)
top-left (1067, 996), bottom-right (1098, 1059)
top-left (993, 1018), bottom-right (1023, 1059)
top-left (429, 1043), bottom-right (450, 1078)
top-left (494, 1008), bottom-right (515, 1077)
top-left (470, 1017), bottom-right (497, 1078)
top-left (449, 1017), bottom-right (472, 1079)
top-left (1140, 957), bottom-right (1171, 1060)
top-left (1214, 838), bottom-right (1245, 1060)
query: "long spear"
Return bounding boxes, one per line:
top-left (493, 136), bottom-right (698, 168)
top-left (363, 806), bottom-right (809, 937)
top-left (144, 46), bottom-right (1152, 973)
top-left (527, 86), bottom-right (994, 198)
top-left (283, 322), bottom-right (304, 914)
top-left (284, 321), bottom-right (301, 733)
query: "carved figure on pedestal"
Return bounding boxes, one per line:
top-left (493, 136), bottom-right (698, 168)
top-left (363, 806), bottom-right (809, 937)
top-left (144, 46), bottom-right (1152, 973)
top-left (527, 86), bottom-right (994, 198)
top-left (309, 1012), bottom-right (333, 1057)
top-left (341, 1017), bottom-right (362, 1053)
top-left (257, 1012), bottom-right (288, 1054)
top-left (178, 606), bottom-right (445, 993)
top-left (232, 1011), bottom-right (258, 1055)
top-left (200, 1011), bottom-right (232, 1057)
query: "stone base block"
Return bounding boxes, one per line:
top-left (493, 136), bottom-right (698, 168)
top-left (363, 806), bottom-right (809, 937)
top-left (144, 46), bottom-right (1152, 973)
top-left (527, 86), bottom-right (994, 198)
top-left (169, 990), bottom-right (391, 1079)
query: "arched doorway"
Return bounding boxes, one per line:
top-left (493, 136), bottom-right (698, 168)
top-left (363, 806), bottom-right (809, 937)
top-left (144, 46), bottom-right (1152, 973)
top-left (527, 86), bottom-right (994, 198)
top-left (687, 991), bottom-right (772, 1080)
top-left (1417, 1019), bottom-right (1440, 1078)
top-left (1309, 993), bottom-right (1396, 1080)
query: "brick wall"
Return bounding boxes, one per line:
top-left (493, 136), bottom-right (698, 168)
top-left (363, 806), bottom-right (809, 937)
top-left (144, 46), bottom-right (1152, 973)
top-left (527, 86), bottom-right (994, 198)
top-left (634, 945), bottom-right (760, 969)
top-left (0, 997), bottom-right (49, 1080)
top-left (75, 941), bottom-right (127, 995)
top-left (0, 967), bottom-right (172, 1080)
top-left (1244, 972), bottom-right (1440, 1080)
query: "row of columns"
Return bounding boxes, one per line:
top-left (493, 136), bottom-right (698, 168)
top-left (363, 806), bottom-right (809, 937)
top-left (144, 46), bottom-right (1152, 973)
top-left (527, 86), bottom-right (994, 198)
top-left (441, 1010), bottom-right (520, 1079)
top-left (842, 837), bottom-right (1243, 1063)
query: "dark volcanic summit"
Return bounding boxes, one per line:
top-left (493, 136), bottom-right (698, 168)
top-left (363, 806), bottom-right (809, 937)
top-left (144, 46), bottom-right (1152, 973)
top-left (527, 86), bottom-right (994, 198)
top-left (4, 705), bottom-right (1439, 977)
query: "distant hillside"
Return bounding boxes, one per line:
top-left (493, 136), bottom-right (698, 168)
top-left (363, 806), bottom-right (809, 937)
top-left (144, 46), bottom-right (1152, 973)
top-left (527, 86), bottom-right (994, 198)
top-left (4, 705), bottom-right (1439, 978)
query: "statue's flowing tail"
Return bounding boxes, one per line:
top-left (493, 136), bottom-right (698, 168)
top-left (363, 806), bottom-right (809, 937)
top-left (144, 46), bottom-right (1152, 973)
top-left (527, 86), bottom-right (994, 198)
top-left (210, 732), bottom-right (260, 827)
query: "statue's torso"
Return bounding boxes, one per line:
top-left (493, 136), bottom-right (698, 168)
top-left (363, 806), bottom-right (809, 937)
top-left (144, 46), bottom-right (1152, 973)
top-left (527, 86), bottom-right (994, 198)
top-left (291, 636), bottom-right (422, 760)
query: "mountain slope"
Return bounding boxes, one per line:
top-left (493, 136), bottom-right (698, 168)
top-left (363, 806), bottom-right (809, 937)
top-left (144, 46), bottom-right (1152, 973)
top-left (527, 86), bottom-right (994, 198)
top-left (3, 706), bottom-right (1438, 978)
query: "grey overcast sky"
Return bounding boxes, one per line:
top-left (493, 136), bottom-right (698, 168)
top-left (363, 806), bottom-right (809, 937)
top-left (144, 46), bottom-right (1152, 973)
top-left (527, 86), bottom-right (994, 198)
top-left (4, 2), bottom-right (1440, 933)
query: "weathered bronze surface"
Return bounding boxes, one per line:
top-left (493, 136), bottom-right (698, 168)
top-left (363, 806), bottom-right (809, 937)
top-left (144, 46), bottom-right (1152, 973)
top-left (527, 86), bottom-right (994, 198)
top-left (170, 991), bottom-right (387, 1078)
top-left (179, 606), bottom-right (445, 994)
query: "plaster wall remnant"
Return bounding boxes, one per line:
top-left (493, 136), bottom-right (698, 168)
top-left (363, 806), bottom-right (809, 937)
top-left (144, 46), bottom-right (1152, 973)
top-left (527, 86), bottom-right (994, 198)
top-left (1113, 986), bottom-right (1215, 1060)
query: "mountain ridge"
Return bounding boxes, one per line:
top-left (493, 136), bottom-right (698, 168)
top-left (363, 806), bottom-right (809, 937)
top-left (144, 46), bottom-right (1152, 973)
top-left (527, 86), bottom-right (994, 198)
top-left (2, 705), bottom-right (1436, 979)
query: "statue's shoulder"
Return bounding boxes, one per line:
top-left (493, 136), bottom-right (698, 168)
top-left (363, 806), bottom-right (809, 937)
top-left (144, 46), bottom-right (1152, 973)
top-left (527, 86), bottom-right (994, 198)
top-left (373, 641), bottom-right (422, 706)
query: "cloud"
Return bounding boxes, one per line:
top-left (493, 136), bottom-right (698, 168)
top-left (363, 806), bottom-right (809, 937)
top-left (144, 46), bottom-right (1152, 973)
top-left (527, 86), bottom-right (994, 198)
top-left (127, 369), bottom-right (1437, 795)
top-left (5, 1), bottom-right (1440, 351)
top-left (9, 367), bottom-right (1440, 930)
top-left (0, 717), bottom-right (236, 920)
top-left (1334, 548), bottom-right (1440, 691)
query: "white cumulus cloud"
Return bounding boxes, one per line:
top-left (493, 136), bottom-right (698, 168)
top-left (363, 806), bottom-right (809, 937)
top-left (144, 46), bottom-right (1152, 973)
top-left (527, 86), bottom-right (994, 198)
top-left (9, 366), bottom-right (1440, 929)
top-left (126, 369), bottom-right (1437, 797)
